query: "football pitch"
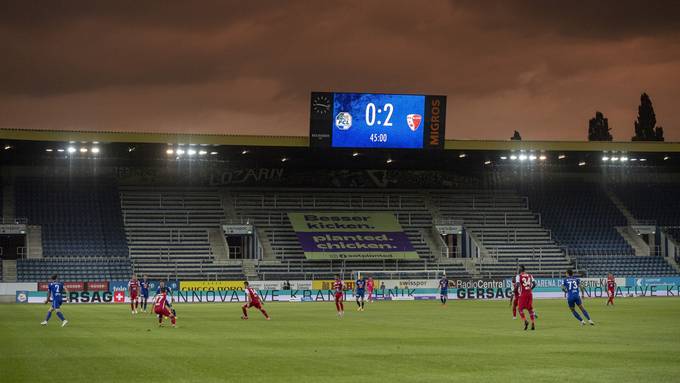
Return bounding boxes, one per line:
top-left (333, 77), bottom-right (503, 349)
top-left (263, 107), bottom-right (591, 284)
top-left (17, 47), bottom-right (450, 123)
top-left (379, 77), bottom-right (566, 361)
top-left (1, 298), bottom-right (679, 383)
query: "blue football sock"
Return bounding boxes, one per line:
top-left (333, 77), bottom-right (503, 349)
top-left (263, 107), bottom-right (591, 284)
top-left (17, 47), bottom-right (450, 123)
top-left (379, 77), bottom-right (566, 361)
top-left (571, 310), bottom-right (583, 321)
top-left (56, 312), bottom-right (65, 321)
top-left (581, 308), bottom-right (591, 321)
top-left (45, 311), bottom-right (52, 322)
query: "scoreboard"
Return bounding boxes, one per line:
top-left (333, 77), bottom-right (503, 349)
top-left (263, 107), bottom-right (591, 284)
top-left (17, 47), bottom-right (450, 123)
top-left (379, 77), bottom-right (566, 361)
top-left (310, 92), bottom-right (446, 150)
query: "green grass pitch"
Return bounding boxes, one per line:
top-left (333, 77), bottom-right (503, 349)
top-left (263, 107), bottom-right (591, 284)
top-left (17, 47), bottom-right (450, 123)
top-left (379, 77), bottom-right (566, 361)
top-left (1, 298), bottom-right (679, 383)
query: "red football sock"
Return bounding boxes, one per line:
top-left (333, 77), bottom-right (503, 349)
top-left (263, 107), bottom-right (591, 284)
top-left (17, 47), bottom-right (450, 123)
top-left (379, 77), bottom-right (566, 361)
top-left (171, 317), bottom-right (176, 325)
top-left (130, 302), bottom-right (134, 311)
top-left (135, 300), bottom-right (139, 309)
top-left (519, 311), bottom-right (526, 321)
top-left (530, 311), bottom-right (535, 322)
top-left (158, 316), bottom-right (163, 324)
top-left (340, 301), bottom-right (344, 311)
top-left (242, 305), bottom-right (248, 317)
top-left (261, 309), bottom-right (269, 318)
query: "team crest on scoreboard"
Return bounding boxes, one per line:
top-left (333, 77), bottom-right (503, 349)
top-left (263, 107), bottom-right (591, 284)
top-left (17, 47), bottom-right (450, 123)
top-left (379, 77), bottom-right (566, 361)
top-left (335, 112), bottom-right (352, 131)
top-left (406, 114), bottom-right (422, 131)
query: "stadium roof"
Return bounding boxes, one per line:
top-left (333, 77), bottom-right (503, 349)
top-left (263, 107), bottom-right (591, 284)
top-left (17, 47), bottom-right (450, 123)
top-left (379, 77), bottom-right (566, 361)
top-left (1, 128), bottom-right (680, 152)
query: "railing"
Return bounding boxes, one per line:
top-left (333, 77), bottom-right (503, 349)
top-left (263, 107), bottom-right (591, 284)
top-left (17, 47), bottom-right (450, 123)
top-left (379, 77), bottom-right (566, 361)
top-left (0, 217), bottom-right (28, 224)
top-left (234, 193), bottom-right (424, 210)
top-left (20, 255), bottom-right (130, 263)
top-left (447, 212), bottom-right (541, 228)
top-left (569, 249), bottom-right (639, 257)
top-left (434, 218), bottom-right (465, 226)
top-left (430, 227), bottom-right (451, 258)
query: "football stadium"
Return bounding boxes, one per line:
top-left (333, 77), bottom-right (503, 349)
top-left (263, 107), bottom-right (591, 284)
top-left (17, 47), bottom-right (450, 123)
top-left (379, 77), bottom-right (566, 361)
top-left (2, 2), bottom-right (680, 383)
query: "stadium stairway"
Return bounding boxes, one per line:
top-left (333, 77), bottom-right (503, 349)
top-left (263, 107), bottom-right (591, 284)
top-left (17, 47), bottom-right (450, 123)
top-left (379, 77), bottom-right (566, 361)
top-left (120, 187), bottom-right (245, 280)
top-left (2, 183), bottom-right (14, 221)
top-left (2, 260), bottom-right (16, 282)
top-left (432, 191), bottom-right (573, 278)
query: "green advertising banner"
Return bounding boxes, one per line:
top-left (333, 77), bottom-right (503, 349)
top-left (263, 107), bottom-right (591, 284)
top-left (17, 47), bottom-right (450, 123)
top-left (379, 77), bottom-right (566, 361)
top-left (287, 212), bottom-right (419, 260)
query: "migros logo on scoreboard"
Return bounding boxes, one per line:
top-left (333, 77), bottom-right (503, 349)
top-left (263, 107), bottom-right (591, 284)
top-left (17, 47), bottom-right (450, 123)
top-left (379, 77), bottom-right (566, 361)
top-left (428, 97), bottom-right (443, 147)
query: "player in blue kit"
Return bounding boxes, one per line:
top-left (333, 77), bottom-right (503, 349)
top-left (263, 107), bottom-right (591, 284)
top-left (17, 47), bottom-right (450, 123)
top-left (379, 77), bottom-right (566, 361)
top-left (355, 276), bottom-right (366, 311)
top-left (562, 269), bottom-right (594, 326)
top-left (41, 274), bottom-right (69, 327)
top-left (140, 275), bottom-right (150, 312)
top-left (439, 273), bottom-right (449, 305)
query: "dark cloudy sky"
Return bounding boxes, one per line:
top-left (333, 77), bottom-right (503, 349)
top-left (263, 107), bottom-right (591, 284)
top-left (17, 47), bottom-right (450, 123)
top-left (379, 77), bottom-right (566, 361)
top-left (1, 0), bottom-right (679, 141)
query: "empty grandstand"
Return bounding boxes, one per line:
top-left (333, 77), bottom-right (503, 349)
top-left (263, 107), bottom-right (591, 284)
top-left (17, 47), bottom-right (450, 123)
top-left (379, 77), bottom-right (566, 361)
top-left (0, 135), bottom-right (678, 281)
top-left (12, 178), bottom-right (131, 281)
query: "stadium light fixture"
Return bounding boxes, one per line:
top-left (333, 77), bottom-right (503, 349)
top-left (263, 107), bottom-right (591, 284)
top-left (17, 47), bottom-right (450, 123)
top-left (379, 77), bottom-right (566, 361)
top-left (640, 158), bottom-right (647, 162)
top-left (664, 156), bottom-right (670, 160)
top-left (199, 150), bottom-right (207, 155)
top-left (4, 145), bottom-right (11, 150)
top-left (187, 149), bottom-right (197, 156)
top-left (210, 151), bottom-right (218, 155)
top-left (578, 161), bottom-right (586, 166)
top-left (458, 153), bottom-right (466, 158)
top-left (166, 149), bottom-right (174, 155)
top-left (128, 146), bottom-right (136, 152)
top-left (92, 141), bottom-right (99, 144)
top-left (500, 156), bottom-right (507, 160)
top-left (80, 147), bottom-right (88, 153)
top-left (57, 148), bottom-right (65, 152)
top-left (611, 157), bottom-right (619, 162)
top-left (91, 147), bottom-right (100, 154)
top-left (352, 152), bottom-right (360, 157)
top-left (241, 149), bottom-right (249, 155)
top-left (529, 155), bottom-right (537, 161)
top-left (484, 160), bottom-right (492, 165)
top-left (67, 147), bottom-right (76, 153)
top-left (602, 156), bottom-right (609, 161)
top-left (558, 154), bottom-right (566, 160)
top-left (630, 158), bottom-right (638, 162)
top-left (510, 155), bottom-right (517, 160)
top-left (45, 149), bottom-right (53, 152)
top-left (176, 149), bottom-right (185, 155)
top-left (539, 155), bottom-right (547, 161)
top-left (386, 158), bottom-right (393, 164)
top-left (620, 156), bottom-right (628, 162)
top-left (518, 154), bottom-right (528, 161)
top-left (281, 157), bottom-right (289, 162)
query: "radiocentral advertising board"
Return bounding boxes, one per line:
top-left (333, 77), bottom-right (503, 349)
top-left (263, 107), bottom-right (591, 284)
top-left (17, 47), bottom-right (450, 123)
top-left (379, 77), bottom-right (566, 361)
top-left (287, 212), bottom-right (419, 260)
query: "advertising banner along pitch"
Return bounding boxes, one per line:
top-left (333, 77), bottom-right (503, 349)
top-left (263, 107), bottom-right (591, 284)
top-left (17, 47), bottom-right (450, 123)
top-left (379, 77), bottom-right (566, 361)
top-left (287, 212), bottom-right (419, 260)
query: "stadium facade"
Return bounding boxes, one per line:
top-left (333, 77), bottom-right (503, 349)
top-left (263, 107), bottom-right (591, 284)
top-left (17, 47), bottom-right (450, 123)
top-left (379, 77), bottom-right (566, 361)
top-left (1, 129), bottom-right (679, 290)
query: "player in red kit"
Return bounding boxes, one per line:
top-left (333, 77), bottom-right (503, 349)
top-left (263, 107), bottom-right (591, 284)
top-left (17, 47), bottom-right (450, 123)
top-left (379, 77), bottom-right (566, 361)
top-left (511, 279), bottom-right (519, 319)
top-left (606, 273), bottom-right (617, 306)
top-left (366, 277), bottom-right (375, 303)
top-left (128, 274), bottom-right (140, 314)
top-left (333, 274), bottom-right (345, 317)
top-left (241, 282), bottom-right (270, 320)
top-left (514, 265), bottom-right (537, 330)
top-left (153, 288), bottom-right (176, 327)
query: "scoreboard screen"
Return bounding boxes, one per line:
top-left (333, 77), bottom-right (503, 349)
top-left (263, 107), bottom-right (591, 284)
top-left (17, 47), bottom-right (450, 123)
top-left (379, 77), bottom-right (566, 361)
top-left (310, 92), bottom-right (446, 150)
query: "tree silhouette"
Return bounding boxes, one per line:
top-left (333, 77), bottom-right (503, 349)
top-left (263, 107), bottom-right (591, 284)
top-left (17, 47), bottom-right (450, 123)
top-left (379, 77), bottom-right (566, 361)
top-left (588, 111), bottom-right (612, 141)
top-left (632, 93), bottom-right (664, 141)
